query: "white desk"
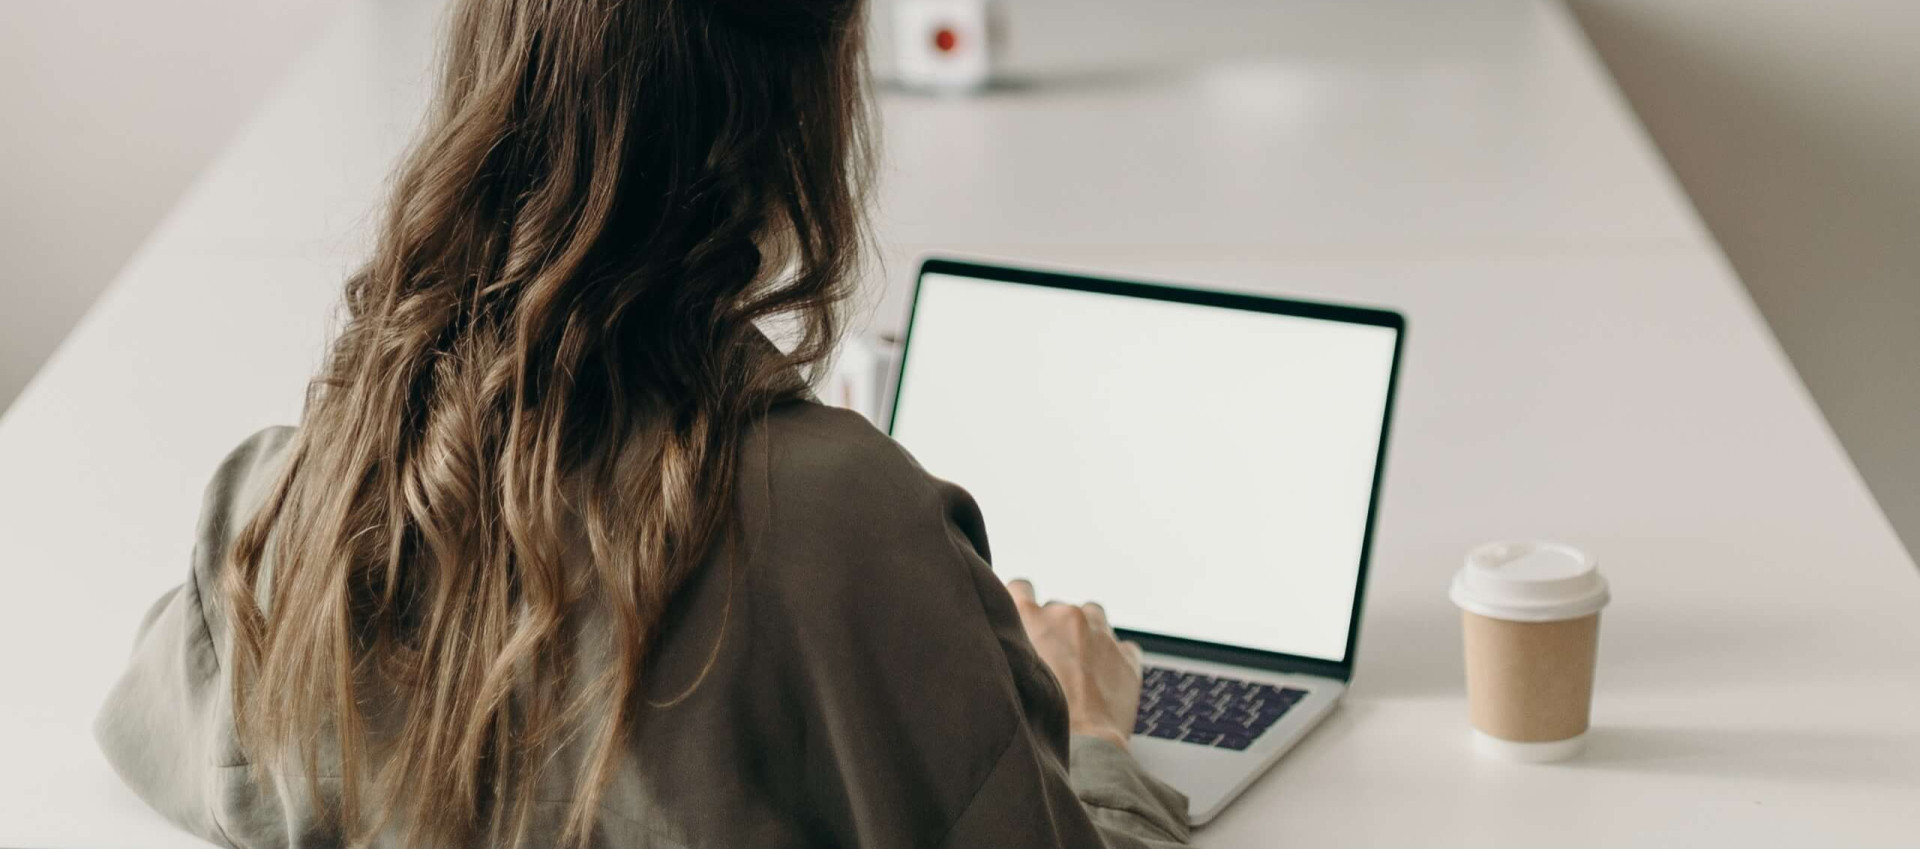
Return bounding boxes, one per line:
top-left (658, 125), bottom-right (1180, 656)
top-left (3, 1), bottom-right (1915, 845)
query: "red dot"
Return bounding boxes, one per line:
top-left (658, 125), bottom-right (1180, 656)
top-left (933, 27), bottom-right (958, 53)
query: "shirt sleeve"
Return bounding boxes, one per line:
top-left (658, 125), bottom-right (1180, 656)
top-left (95, 569), bottom-right (240, 846)
top-left (932, 478), bottom-right (1193, 848)
top-left (748, 405), bottom-right (1193, 848)
top-left (94, 427), bottom-right (296, 849)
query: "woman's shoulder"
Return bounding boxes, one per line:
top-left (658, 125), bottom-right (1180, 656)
top-left (190, 425), bottom-right (297, 600)
top-left (737, 398), bottom-right (981, 593)
top-left (206, 426), bottom-right (298, 502)
top-left (748, 399), bottom-right (942, 513)
top-left (198, 426), bottom-right (297, 542)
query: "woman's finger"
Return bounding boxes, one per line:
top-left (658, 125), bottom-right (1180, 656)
top-left (1006, 579), bottom-right (1036, 605)
top-left (1082, 601), bottom-right (1111, 634)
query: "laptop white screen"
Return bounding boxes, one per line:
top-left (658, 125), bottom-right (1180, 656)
top-left (889, 271), bottom-right (1398, 662)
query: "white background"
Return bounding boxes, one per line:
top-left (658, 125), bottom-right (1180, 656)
top-left (892, 273), bottom-right (1398, 661)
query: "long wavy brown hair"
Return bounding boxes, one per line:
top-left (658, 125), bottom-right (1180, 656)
top-left (221, 0), bottom-right (871, 845)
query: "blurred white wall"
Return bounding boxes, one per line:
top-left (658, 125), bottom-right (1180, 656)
top-left (2, 0), bottom-right (1914, 559)
top-left (0, 0), bottom-right (339, 414)
top-left (1569, 0), bottom-right (1920, 559)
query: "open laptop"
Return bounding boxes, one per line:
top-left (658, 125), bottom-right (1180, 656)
top-left (886, 258), bottom-right (1405, 825)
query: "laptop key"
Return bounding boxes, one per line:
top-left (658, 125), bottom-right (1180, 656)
top-left (1180, 729), bottom-right (1222, 746)
top-left (1189, 717), bottom-right (1247, 736)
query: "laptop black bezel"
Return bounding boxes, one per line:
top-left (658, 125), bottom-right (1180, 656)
top-left (888, 257), bottom-right (1406, 683)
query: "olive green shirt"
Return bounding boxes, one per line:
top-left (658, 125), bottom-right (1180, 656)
top-left (96, 401), bottom-right (1192, 847)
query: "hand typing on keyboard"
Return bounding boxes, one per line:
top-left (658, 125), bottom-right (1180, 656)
top-left (1006, 579), bottom-right (1145, 752)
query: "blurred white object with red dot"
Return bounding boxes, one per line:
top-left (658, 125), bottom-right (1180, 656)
top-left (892, 0), bottom-right (1003, 93)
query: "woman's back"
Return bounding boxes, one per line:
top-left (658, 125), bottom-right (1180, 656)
top-left (93, 0), bottom-right (1192, 844)
top-left (99, 402), bottom-right (1191, 847)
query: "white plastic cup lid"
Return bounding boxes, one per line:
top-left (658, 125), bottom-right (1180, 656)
top-left (1450, 541), bottom-right (1609, 622)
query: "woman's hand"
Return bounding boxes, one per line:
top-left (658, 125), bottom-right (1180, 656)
top-left (1006, 579), bottom-right (1144, 752)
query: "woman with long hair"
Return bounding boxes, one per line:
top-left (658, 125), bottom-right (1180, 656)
top-left (95, 0), bottom-right (1190, 846)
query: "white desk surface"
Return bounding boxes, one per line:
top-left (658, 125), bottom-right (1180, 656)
top-left (3, 0), bottom-right (1916, 845)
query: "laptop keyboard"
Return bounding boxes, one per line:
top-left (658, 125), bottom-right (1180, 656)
top-left (1133, 666), bottom-right (1308, 751)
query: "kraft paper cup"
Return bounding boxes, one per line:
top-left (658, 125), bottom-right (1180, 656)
top-left (1450, 542), bottom-right (1609, 763)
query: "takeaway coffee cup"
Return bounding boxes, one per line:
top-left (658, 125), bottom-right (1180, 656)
top-left (1450, 541), bottom-right (1609, 762)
